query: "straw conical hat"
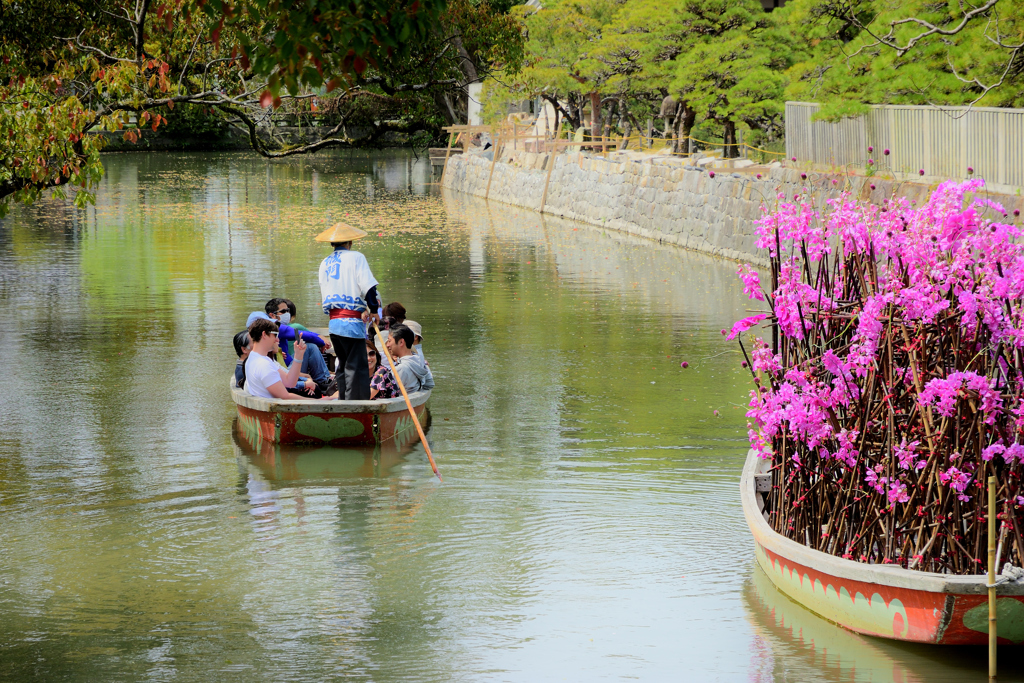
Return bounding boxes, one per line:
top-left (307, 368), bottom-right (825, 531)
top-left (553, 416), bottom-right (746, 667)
top-left (315, 221), bottom-right (368, 243)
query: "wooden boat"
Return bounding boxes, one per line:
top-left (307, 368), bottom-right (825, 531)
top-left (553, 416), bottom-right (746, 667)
top-left (741, 448), bottom-right (1024, 645)
top-left (231, 380), bottom-right (430, 447)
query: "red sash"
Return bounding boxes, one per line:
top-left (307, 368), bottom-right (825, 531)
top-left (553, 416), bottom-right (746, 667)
top-left (329, 308), bottom-right (362, 320)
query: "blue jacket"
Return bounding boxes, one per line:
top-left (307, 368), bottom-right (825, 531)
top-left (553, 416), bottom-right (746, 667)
top-left (245, 311), bottom-right (324, 365)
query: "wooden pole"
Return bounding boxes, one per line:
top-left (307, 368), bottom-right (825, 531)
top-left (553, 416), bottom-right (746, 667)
top-left (989, 474), bottom-right (997, 679)
top-left (372, 321), bottom-right (441, 481)
top-left (513, 120), bottom-right (517, 152)
top-left (540, 120), bottom-right (564, 215)
top-left (439, 131), bottom-right (456, 185)
top-left (485, 126), bottom-right (502, 200)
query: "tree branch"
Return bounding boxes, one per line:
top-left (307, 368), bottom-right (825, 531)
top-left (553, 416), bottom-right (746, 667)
top-left (57, 30), bottom-right (134, 63)
top-left (851, 0), bottom-right (999, 57)
top-left (135, 0), bottom-right (152, 63)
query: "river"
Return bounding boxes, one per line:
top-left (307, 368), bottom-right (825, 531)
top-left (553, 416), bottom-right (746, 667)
top-left (0, 151), bottom-right (1016, 681)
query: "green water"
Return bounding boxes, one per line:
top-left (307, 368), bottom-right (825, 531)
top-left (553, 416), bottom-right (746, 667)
top-left (0, 151), bottom-right (1017, 681)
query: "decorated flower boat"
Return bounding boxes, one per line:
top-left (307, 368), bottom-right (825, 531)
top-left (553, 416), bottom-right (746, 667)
top-left (741, 448), bottom-right (1024, 645)
top-left (231, 381), bottom-right (431, 447)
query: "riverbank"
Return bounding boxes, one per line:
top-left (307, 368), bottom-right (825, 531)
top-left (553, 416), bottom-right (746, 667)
top-left (442, 149), bottom-right (1024, 266)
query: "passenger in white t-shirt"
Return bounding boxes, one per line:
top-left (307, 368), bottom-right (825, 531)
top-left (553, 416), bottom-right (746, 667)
top-left (244, 318), bottom-right (310, 400)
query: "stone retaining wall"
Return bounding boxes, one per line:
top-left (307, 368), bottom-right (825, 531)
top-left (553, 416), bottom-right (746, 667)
top-left (442, 150), bottom-right (1024, 266)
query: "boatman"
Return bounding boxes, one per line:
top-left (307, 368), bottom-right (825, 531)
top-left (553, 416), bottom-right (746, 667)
top-left (316, 222), bottom-right (381, 400)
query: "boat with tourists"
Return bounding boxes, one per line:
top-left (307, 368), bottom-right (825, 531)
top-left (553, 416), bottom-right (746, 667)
top-left (231, 381), bottom-right (431, 447)
top-left (741, 449), bottom-right (1024, 645)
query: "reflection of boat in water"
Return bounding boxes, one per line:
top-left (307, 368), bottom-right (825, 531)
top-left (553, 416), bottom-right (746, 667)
top-left (745, 563), bottom-right (934, 682)
top-left (741, 449), bottom-right (1024, 646)
top-left (231, 380), bottom-right (430, 447)
top-left (232, 417), bottom-right (423, 483)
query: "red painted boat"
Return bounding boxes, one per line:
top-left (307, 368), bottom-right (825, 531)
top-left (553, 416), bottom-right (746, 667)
top-left (231, 380), bottom-right (430, 447)
top-left (741, 448), bottom-right (1024, 645)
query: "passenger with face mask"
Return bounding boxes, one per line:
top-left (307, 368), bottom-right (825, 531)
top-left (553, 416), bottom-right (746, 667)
top-left (248, 310), bottom-right (332, 393)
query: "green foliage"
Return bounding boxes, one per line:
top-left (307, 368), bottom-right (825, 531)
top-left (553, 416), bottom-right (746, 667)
top-left (669, 0), bottom-right (790, 134)
top-left (781, 0), bottom-right (1024, 118)
top-left (494, 0), bottom-right (1023, 154)
top-left (199, 0), bottom-right (449, 97)
top-left (161, 103), bottom-right (228, 138)
top-left (505, 0), bottom-right (796, 147)
top-left (0, 0), bottom-right (525, 214)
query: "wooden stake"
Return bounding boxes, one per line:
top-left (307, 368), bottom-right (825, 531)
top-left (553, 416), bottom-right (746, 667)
top-left (989, 474), bottom-right (997, 679)
top-left (439, 131), bottom-right (455, 185)
top-left (540, 120), bottom-right (564, 215)
top-left (485, 127), bottom-right (502, 200)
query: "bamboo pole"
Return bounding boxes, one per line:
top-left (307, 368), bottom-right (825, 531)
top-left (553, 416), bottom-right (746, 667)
top-left (485, 126), bottom-right (502, 200)
top-left (989, 474), bottom-right (997, 679)
top-left (540, 120), bottom-right (564, 215)
top-left (372, 321), bottom-right (441, 481)
top-left (439, 131), bottom-right (456, 185)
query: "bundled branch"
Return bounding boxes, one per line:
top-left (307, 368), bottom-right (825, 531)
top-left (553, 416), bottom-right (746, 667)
top-left (733, 180), bottom-right (1024, 574)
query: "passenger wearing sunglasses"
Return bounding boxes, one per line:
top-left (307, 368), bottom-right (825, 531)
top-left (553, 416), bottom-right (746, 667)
top-left (262, 300), bottom-right (333, 391)
top-left (244, 318), bottom-right (312, 400)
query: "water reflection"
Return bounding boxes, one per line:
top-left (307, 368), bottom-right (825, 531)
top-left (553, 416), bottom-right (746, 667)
top-left (233, 423), bottom-right (420, 485)
top-left (744, 564), bottom-right (1024, 682)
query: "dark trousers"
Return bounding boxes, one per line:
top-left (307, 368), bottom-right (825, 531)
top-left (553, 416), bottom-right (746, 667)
top-left (330, 334), bottom-right (370, 400)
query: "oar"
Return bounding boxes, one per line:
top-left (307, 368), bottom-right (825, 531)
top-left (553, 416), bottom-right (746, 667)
top-left (372, 321), bottom-right (441, 481)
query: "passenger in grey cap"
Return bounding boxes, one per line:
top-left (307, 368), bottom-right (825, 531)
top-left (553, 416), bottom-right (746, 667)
top-left (404, 320), bottom-right (427, 361)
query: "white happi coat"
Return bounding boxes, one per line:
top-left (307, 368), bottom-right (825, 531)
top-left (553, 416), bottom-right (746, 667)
top-left (318, 248), bottom-right (378, 339)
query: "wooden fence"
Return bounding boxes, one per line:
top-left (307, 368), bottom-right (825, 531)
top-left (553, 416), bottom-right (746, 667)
top-left (786, 101), bottom-right (1024, 192)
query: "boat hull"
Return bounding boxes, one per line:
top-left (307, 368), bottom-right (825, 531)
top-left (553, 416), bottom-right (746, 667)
top-left (232, 382), bottom-right (430, 447)
top-left (741, 449), bottom-right (1024, 645)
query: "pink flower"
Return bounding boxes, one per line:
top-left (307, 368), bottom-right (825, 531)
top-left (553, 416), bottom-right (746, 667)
top-left (727, 314), bottom-right (768, 340)
top-left (939, 466), bottom-right (972, 501)
top-left (865, 464), bottom-right (886, 494)
top-left (895, 438), bottom-right (922, 470)
top-left (737, 264), bottom-right (765, 301)
top-left (887, 481), bottom-right (910, 505)
top-left (920, 371), bottom-right (1003, 422)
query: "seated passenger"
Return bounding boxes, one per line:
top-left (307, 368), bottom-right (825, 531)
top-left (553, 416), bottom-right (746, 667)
top-left (368, 338), bottom-right (400, 399)
top-left (404, 320), bottom-right (427, 361)
top-left (382, 301), bottom-right (406, 327)
top-left (233, 331), bottom-right (251, 388)
top-left (245, 318), bottom-right (316, 400)
top-left (322, 339), bottom-right (398, 400)
top-left (248, 310), bottom-right (331, 392)
top-left (384, 324), bottom-right (434, 393)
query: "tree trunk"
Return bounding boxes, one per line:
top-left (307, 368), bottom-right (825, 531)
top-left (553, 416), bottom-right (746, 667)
top-left (671, 102), bottom-right (696, 155)
top-left (620, 98), bottom-right (632, 149)
top-left (723, 119), bottom-right (738, 158)
top-left (432, 90), bottom-right (459, 126)
top-left (680, 102), bottom-right (696, 145)
top-left (589, 91), bottom-right (602, 142)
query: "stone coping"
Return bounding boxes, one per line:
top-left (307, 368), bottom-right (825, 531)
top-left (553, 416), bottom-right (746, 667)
top-left (740, 448), bottom-right (1022, 595)
top-left (230, 380), bottom-right (429, 414)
